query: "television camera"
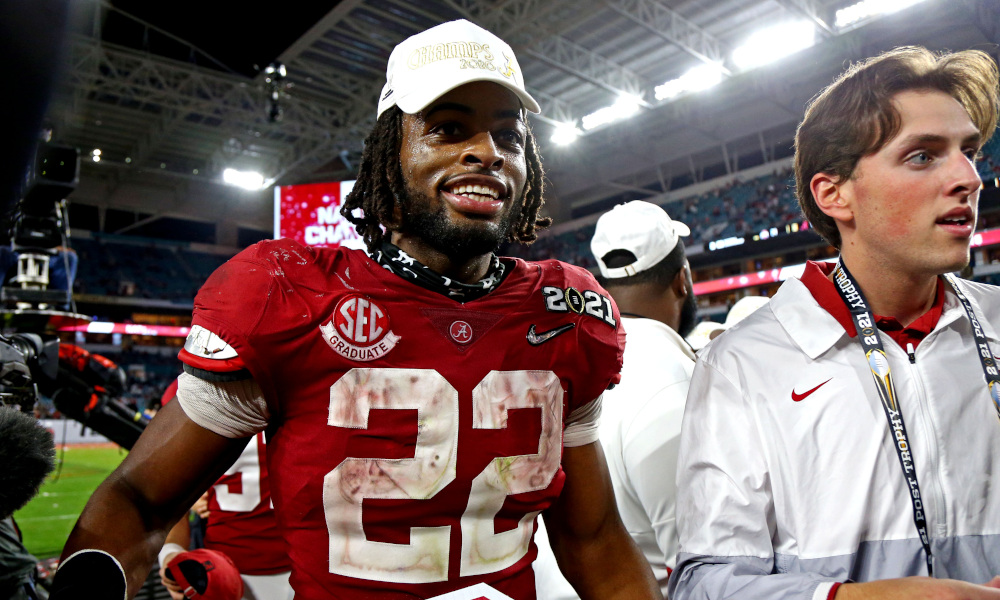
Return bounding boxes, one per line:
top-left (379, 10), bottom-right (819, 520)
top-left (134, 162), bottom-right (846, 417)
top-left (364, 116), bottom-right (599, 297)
top-left (0, 142), bottom-right (147, 453)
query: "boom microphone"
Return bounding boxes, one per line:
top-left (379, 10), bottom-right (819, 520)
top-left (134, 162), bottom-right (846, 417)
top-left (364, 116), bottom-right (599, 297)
top-left (0, 405), bottom-right (55, 518)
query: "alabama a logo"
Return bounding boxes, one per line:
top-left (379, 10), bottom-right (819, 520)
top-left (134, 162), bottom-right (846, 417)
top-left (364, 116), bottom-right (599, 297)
top-left (320, 294), bottom-right (400, 361)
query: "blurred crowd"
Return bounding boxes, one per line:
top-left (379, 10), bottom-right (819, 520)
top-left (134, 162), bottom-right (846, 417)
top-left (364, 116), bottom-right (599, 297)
top-left (506, 133), bottom-right (1000, 269)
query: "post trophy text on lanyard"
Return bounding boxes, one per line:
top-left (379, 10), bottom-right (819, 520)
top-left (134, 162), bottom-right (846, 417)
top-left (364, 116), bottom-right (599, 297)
top-left (832, 259), bottom-right (1000, 577)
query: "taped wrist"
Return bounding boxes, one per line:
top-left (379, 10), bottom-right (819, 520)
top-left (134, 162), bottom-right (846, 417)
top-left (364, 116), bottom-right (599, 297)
top-left (563, 394), bottom-right (602, 447)
top-left (159, 543), bottom-right (187, 568)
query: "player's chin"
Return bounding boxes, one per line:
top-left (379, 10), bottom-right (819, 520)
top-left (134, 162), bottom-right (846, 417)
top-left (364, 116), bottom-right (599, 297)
top-left (449, 206), bottom-right (513, 235)
top-left (461, 220), bottom-right (507, 247)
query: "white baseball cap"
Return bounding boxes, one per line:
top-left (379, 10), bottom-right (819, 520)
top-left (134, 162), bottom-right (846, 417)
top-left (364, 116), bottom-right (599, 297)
top-left (685, 296), bottom-right (770, 351)
top-left (590, 200), bottom-right (691, 279)
top-left (376, 19), bottom-right (540, 119)
top-left (721, 295), bottom-right (770, 328)
top-left (685, 320), bottom-right (724, 351)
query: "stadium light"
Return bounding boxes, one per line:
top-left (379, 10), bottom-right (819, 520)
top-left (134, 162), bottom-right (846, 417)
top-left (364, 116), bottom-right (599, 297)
top-left (731, 21), bottom-right (815, 70)
top-left (835, 0), bottom-right (929, 29)
top-left (655, 63), bottom-right (726, 101)
top-left (551, 123), bottom-right (582, 145)
top-left (223, 168), bottom-right (266, 190)
top-left (581, 95), bottom-right (643, 131)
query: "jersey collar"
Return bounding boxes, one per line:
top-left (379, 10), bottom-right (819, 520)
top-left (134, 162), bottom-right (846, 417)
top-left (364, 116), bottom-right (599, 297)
top-left (372, 241), bottom-right (510, 302)
top-left (799, 260), bottom-right (944, 349)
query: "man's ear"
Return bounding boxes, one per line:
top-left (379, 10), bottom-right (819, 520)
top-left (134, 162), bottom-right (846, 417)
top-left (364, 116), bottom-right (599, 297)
top-left (671, 264), bottom-right (689, 299)
top-left (810, 172), bottom-right (853, 224)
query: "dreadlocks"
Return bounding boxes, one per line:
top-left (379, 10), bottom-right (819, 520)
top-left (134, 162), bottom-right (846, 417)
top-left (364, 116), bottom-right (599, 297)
top-left (341, 106), bottom-right (551, 253)
top-left (340, 108), bottom-right (405, 252)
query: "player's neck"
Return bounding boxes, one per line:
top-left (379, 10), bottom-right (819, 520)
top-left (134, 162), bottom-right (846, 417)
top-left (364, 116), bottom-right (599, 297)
top-left (611, 285), bottom-right (679, 331)
top-left (834, 250), bottom-right (938, 328)
top-left (390, 234), bottom-right (493, 284)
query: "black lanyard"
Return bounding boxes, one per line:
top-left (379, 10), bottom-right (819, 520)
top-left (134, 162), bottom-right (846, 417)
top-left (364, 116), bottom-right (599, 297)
top-left (832, 260), bottom-right (933, 576)
top-left (942, 272), bottom-right (1000, 422)
top-left (832, 261), bottom-right (1000, 576)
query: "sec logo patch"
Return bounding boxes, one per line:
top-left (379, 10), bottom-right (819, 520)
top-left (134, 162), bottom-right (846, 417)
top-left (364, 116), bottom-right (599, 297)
top-left (320, 294), bottom-right (400, 361)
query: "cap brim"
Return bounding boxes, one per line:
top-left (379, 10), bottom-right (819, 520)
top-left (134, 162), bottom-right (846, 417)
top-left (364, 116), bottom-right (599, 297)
top-left (394, 73), bottom-right (540, 116)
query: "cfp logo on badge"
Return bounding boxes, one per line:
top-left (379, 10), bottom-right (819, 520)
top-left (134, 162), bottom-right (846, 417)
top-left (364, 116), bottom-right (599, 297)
top-left (320, 294), bottom-right (400, 361)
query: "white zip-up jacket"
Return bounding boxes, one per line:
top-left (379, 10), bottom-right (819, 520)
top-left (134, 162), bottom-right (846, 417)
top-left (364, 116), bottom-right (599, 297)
top-left (669, 273), bottom-right (1000, 600)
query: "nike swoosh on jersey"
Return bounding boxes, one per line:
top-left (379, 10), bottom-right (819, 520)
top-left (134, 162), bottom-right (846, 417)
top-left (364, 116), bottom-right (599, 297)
top-left (791, 378), bottom-right (833, 402)
top-left (526, 323), bottom-right (576, 346)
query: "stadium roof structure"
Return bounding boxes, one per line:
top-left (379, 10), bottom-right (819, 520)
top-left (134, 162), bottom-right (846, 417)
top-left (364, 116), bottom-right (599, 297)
top-left (45, 0), bottom-right (1000, 241)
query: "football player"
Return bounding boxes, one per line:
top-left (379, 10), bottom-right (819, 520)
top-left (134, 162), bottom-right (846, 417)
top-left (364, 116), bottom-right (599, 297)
top-left (50, 19), bottom-right (661, 600)
top-left (157, 380), bottom-right (292, 600)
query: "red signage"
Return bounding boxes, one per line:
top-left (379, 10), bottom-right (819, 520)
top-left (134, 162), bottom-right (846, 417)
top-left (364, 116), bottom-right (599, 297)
top-left (274, 180), bottom-right (364, 249)
top-left (60, 323), bottom-right (191, 337)
top-left (693, 225), bottom-right (1000, 296)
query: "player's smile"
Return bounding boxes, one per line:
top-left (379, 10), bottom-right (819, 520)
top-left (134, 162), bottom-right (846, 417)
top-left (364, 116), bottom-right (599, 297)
top-left (439, 173), bottom-right (508, 217)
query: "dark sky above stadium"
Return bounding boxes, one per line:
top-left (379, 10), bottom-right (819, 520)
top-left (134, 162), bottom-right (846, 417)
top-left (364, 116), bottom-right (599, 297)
top-left (102, 1), bottom-right (338, 78)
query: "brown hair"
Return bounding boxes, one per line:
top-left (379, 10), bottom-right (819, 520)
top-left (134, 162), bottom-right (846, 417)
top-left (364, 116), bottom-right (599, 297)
top-left (794, 46), bottom-right (999, 248)
top-left (341, 106), bottom-right (551, 252)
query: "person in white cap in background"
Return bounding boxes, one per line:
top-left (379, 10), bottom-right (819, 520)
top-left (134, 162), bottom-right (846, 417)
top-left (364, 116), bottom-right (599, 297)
top-left (535, 200), bottom-right (697, 600)
top-left (50, 19), bottom-right (661, 600)
top-left (686, 295), bottom-right (771, 352)
top-left (685, 320), bottom-right (723, 352)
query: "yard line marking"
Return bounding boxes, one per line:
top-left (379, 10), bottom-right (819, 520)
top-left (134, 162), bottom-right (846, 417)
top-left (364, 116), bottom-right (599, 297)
top-left (15, 514), bottom-right (79, 523)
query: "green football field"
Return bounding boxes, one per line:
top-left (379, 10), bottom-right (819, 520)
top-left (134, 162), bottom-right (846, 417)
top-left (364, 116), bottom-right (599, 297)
top-left (13, 445), bottom-right (128, 559)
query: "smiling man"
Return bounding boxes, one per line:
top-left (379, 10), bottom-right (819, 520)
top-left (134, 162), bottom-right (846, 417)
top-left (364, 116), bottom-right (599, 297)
top-left (669, 47), bottom-right (1000, 600)
top-left (49, 19), bottom-right (661, 600)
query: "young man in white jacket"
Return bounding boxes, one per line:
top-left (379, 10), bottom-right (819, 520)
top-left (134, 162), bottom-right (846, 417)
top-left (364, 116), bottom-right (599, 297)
top-left (670, 47), bottom-right (1000, 600)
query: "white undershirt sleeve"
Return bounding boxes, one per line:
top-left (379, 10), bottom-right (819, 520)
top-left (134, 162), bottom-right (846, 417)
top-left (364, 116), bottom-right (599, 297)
top-left (563, 394), bottom-right (602, 447)
top-left (175, 371), bottom-right (269, 438)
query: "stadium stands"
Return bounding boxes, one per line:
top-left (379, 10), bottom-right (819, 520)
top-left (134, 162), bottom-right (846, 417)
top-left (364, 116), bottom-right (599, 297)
top-left (504, 165), bottom-right (804, 266)
top-left (506, 141), bottom-right (1000, 275)
top-left (65, 144), bottom-right (1000, 334)
top-left (72, 234), bottom-right (236, 305)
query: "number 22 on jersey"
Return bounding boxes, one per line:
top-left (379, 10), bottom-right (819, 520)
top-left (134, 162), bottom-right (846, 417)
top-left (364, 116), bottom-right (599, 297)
top-left (324, 368), bottom-right (563, 584)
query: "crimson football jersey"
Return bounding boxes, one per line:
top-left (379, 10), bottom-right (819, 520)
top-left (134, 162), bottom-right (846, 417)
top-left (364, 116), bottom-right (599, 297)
top-left (179, 239), bottom-right (624, 599)
top-left (162, 382), bottom-right (290, 575)
top-left (204, 432), bottom-right (290, 575)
